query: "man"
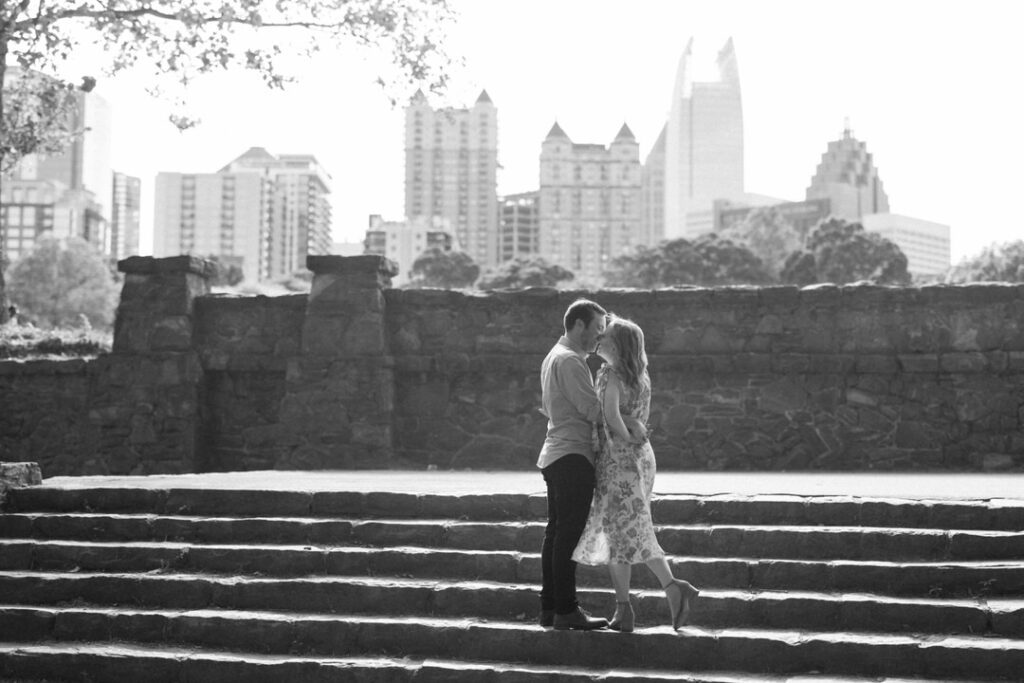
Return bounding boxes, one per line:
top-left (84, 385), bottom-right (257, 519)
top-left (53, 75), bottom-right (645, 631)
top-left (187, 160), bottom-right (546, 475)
top-left (537, 298), bottom-right (645, 630)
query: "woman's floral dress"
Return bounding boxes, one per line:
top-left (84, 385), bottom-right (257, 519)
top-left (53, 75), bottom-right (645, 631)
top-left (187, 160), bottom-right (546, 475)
top-left (572, 365), bottom-right (665, 566)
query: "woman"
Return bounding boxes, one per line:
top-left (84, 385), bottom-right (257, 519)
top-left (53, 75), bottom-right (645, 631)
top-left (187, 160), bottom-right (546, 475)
top-left (572, 315), bottom-right (699, 632)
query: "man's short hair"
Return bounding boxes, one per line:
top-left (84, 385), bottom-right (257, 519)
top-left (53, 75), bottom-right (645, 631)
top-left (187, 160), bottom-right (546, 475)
top-left (563, 298), bottom-right (606, 333)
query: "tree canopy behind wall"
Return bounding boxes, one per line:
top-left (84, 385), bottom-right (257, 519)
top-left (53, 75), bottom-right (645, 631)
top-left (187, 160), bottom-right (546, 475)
top-left (477, 257), bottom-right (574, 290)
top-left (781, 218), bottom-right (910, 286)
top-left (6, 236), bottom-right (119, 329)
top-left (407, 247), bottom-right (480, 289)
top-left (720, 207), bottom-right (806, 279)
top-left (603, 234), bottom-right (774, 288)
top-left (945, 240), bottom-right (1024, 283)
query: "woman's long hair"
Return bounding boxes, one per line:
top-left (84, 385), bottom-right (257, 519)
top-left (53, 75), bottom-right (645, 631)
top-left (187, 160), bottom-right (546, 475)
top-left (605, 315), bottom-right (648, 391)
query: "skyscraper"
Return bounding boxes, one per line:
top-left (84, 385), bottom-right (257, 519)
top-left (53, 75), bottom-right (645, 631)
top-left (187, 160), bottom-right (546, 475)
top-left (538, 122), bottom-right (642, 286)
top-left (110, 172), bottom-right (141, 260)
top-left (499, 191), bottom-right (539, 263)
top-left (154, 148), bottom-right (331, 283)
top-left (404, 90), bottom-right (499, 268)
top-left (806, 125), bottom-right (890, 221)
top-left (656, 37), bottom-right (745, 239)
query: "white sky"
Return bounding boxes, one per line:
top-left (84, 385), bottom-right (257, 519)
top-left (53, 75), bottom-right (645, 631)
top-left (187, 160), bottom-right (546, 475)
top-left (84, 0), bottom-right (1023, 262)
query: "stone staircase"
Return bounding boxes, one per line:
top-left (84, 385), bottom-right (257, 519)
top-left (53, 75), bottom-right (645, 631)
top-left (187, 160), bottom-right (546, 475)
top-left (1, 484), bottom-right (1023, 681)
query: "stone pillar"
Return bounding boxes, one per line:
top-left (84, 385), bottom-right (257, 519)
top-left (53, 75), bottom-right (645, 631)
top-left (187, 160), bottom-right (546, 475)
top-left (277, 255), bottom-right (398, 468)
top-left (89, 256), bottom-right (212, 474)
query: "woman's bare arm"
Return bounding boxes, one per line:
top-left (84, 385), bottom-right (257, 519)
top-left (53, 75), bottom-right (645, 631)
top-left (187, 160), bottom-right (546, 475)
top-left (602, 374), bottom-right (634, 442)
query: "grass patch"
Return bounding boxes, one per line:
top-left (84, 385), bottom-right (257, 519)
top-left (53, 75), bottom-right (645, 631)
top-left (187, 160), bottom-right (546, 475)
top-left (0, 324), bottom-right (112, 359)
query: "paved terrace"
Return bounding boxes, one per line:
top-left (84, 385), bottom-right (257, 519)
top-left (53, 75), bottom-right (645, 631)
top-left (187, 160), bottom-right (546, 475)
top-left (36, 470), bottom-right (1024, 501)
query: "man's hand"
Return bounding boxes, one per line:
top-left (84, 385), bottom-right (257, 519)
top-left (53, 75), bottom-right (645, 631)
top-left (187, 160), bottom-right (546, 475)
top-left (623, 416), bottom-right (648, 444)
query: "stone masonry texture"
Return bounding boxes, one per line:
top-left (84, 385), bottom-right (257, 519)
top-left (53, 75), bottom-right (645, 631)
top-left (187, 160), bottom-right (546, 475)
top-left (1, 256), bottom-right (1023, 475)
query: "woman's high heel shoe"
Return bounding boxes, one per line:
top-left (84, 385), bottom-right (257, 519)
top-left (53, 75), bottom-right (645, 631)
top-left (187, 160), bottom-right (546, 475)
top-left (607, 599), bottom-right (635, 633)
top-left (664, 579), bottom-right (699, 630)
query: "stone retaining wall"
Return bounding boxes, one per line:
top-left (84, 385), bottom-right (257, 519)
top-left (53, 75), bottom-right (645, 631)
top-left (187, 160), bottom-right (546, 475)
top-left (387, 285), bottom-right (1024, 471)
top-left (1, 256), bottom-right (1022, 475)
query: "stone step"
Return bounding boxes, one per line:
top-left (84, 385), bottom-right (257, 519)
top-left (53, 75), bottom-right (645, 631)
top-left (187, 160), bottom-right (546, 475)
top-left (8, 487), bottom-right (1024, 531)
top-left (3, 539), bottom-right (1022, 597)
top-left (4, 513), bottom-right (1023, 562)
top-left (1, 605), bottom-right (1022, 680)
top-left (1, 571), bottom-right (1019, 638)
top-left (0, 642), bottom-right (962, 683)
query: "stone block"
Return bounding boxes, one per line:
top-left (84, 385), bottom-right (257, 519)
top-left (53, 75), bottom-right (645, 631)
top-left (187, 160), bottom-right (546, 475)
top-left (759, 377), bottom-right (808, 413)
top-left (0, 462), bottom-right (42, 487)
top-left (307, 254), bottom-right (398, 278)
top-left (856, 354), bottom-right (900, 374)
top-left (151, 316), bottom-right (194, 352)
top-left (898, 353), bottom-right (939, 373)
top-left (940, 352), bottom-right (988, 373)
top-left (658, 326), bottom-right (700, 354)
top-left (119, 254), bottom-right (215, 278)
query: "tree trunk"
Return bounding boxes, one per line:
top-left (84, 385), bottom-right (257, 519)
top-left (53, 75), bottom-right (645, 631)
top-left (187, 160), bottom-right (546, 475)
top-left (1, 36), bottom-right (10, 324)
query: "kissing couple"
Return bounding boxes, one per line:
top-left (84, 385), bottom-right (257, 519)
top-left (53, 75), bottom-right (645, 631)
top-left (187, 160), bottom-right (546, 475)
top-left (537, 298), bottom-right (700, 632)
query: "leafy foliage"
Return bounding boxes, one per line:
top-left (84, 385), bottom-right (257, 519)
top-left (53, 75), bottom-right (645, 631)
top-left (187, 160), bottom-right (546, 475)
top-left (6, 236), bottom-right (119, 329)
top-left (407, 247), bottom-right (480, 289)
top-left (720, 207), bottom-right (806, 278)
top-left (604, 234), bottom-right (774, 288)
top-left (0, 323), bottom-right (111, 359)
top-left (477, 257), bottom-right (574, 290)
top-left (0, 69), bottom-right (93, 175)
top-left (945, 240), bottom-right (1024, 283)
top-left (780, 218), bottom-right (910, 286)
top-left (0, 0), bottom-right (457, 166)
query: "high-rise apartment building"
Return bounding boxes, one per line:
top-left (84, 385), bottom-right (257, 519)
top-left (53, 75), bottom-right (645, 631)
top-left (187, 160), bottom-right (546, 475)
top-left (538, 122), bottom-right (642, 286)
top-left (499, 192), bottom-right (539, 263)
top-left (806, 126), bottom-right (889, 221)
top-left (862, 213), bottom-right (950, 278)
top-left (364, 214), bottom-right (454, 286)
top-left (654, 37), bottom-right (745, 239)
top-left (154, 148), bottom-right (331, 283)
top-left (223, 149), bottom-right (332, 277)
top-left (111, 172), bottom-right (142, 260)
top-left (154, 171), bottom-right (270, 282)
top-left (404, 90), bottom-right (499, 268)
top-left (0, 178), bottom-right (105, 264)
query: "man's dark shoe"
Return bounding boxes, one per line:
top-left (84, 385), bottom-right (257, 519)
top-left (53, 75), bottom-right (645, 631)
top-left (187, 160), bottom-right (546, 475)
top-left (539, 609), bottom-right (555, 627)
top-left (553, 607), bottom-right (608, 631)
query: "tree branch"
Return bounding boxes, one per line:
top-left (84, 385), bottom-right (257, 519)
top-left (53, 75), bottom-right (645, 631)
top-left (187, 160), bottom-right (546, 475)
top-left (12, 4), bottom-right (345, 33)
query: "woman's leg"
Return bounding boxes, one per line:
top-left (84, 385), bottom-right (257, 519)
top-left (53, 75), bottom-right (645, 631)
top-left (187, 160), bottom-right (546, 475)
top-left (608, 562), bottom-right (632, 601)
top-left (646, 556), bottom-right (699, 629)
top-left (645, 556), bottom-right (673, 588)
top-left (607, 562), bottom-right (635, 631)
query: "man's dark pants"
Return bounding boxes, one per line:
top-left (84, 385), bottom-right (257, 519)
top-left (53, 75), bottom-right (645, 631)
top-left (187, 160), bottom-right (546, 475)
top-left (540, 453), bottom-right (595, 614)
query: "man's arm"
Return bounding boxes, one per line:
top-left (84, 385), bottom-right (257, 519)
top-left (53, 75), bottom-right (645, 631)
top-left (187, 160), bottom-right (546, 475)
top-left (559, 356), bottom-right (603, 424)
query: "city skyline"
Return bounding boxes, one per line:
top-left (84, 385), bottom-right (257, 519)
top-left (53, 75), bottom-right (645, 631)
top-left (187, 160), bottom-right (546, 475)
top-left (65, 0), bottom-right (1023, 266)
